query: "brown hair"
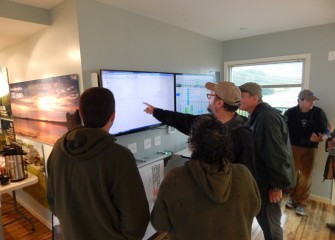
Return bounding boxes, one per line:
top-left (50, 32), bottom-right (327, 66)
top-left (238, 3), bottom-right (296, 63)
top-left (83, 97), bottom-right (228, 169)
top-left (79, 87), bottom-right (115, 128)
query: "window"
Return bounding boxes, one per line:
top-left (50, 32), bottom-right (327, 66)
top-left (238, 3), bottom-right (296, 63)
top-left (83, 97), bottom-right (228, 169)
top-left (224, 54), bottom-right (311, 114)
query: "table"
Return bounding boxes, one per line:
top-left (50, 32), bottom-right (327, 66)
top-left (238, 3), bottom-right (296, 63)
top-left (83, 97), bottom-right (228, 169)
top-left (0, 173), bottom-right (38, 238)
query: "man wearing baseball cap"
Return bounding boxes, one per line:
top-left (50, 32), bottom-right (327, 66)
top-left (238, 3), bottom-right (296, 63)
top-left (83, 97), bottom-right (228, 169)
top-left (284, 89), bottom-right (329, 216)
top-left (204, 81), bottom-right (241, 107)
top-left (143, 81), bottom-right (257, 178)
top-left (239, 82), bottom-right (295, 240)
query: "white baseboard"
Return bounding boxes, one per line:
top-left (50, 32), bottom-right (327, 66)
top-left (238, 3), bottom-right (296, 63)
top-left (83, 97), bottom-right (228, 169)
top-left (13, 190), bottom-right (53, 230)
top-left (309, 194), bottom-right (332, 205)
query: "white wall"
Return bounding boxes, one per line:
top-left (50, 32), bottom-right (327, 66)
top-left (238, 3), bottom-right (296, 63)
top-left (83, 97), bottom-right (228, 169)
top-left (74, 0), bottom-right (222, 158)
top-left (0, 0), bottom-right (82, 229)
top-left (75, 0), bottom-right (222, 89)
top-left (222, 23), bottom-right (335, 202)
top-left (0, 0), bottom-right (82, 87)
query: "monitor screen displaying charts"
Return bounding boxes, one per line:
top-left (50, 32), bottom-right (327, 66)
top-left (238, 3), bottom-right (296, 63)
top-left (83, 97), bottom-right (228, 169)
top-left (175, 73), bottom-right (214, 115)
top-left (100, 69), bottom-right (175, 136)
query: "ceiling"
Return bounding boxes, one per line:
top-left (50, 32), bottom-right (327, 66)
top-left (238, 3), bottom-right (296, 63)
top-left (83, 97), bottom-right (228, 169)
top-left (1, 0), bottom-right (335, 51)
top-left (8, 0), bottom-right (63, 9)
top-left (0, 0), bottom-right (64, 51)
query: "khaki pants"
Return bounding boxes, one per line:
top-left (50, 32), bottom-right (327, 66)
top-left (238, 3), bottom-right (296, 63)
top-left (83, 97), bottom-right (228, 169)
top-left (290, 145), bottom-right (316, 205)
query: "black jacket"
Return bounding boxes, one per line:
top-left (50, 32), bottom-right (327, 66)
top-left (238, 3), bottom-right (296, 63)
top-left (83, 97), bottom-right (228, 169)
top-left (284, 105), bottom-right (329, 148)
top-left (248, 102), bottom-right (296, 191)
top-left (153, 109), bottom-right (257, 178)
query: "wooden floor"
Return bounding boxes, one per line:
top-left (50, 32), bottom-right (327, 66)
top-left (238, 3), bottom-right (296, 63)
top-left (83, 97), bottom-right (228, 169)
top-left (1, 194), bottom-right (52, 240)
top-left (252, 194), bottom-right (335, 240)
top-left (2, 193), bottom-right (335, 239)
top-left (152, 194), bottom-right (335, 240)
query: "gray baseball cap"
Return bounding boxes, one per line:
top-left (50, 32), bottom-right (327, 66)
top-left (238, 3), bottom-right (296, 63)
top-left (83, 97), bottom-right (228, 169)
top-left (298, 89), bottom-right (319, 101)
top-left (239, 82), bottom-right (262, 99)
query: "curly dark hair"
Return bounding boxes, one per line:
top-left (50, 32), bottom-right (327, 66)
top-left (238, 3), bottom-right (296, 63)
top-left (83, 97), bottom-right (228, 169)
top-left (188, 115), bottom-right (233, 170)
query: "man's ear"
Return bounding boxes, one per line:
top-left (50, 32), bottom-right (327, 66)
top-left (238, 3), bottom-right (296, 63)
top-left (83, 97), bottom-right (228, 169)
top-left (252, 95), bottom-right (260, 103)
top-left (110, 112), bottom-right (116, 123)
top-left (216, 98), bottom-right (224, 107)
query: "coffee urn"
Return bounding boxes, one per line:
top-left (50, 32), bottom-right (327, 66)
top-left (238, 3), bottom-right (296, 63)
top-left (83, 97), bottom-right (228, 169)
top-left (1, 144), bottom-right (27, 182)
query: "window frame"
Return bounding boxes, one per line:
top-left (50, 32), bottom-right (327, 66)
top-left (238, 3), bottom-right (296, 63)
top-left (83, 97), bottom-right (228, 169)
top-left (223, 54), bottom-right (311, 90)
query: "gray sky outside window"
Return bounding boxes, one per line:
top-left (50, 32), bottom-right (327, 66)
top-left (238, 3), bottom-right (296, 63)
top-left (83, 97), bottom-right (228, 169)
top-left (231, 61), bottom-right (303, 108)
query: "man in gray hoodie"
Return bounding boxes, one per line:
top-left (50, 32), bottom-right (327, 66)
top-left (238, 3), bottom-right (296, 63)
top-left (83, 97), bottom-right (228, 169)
top-left (47, 87), bottom-right (150, 240)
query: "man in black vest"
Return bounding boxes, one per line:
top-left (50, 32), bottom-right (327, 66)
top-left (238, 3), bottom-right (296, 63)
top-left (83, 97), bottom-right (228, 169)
top-left (284, 89), bottom-right (329, 216)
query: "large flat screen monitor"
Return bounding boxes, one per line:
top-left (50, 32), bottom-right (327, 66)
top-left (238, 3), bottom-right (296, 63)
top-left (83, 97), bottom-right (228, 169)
top-left (175, 73), bottom-right (214, 115)
top-left (99, 70), bottom-right (175, 136)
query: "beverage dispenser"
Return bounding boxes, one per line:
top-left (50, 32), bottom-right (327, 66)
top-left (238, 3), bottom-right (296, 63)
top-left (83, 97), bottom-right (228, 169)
top-left (1, 144), bottom-right (27, 182)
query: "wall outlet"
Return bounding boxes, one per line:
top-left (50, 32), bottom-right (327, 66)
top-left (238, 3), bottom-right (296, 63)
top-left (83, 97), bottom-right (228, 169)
top-left (144, 138), bottom-right (152, 149)
top-left (128, 143), bottom-right (137, 154)
top-left (328, 51), bottom-right (335, 61)
top-left (154, 136), bottom-right (161, 146)
top-left (168, 126), bottom-right (176, 134)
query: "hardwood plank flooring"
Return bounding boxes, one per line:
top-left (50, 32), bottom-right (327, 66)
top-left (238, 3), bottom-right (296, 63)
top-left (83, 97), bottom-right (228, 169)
top-left (2, 193), bottom-right (335, 239)
top-left (1, 193), bottom-right (52, 240)
top-left (152, 195), bottom-right (335, 240)
top-left (278, 194), bottom-right (335, 239)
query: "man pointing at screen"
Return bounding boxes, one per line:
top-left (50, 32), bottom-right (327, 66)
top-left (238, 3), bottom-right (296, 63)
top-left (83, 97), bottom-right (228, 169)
top-left (144, 81), bottom-right (257, 178)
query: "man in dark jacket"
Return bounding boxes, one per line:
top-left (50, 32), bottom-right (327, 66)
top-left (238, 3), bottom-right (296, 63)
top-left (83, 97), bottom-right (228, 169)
top-left (47, 87), bottom-right (150, 240)
top-left (284, 89), bottom-right (329, 216)
top-left (144, 81), bottom-right (257, 178)
top-left (239, 82), bottom-right (295, 240)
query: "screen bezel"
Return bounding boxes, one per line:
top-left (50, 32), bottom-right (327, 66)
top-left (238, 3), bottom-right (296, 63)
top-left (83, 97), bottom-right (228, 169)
top-left (99, 69), bottom-right (176, 136)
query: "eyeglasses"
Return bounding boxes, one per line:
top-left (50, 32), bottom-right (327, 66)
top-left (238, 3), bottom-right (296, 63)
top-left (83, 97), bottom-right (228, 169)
top-left (206, 93), bottom-right (221, 100)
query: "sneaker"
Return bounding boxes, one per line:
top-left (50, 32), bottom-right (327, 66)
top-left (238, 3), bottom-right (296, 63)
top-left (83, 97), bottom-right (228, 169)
top-left (295, 206), bottom-right (307, 216)
top-left (285, 198), bottom-right (296, 209)
top-left (326, 223), bottom-right (335, 230)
